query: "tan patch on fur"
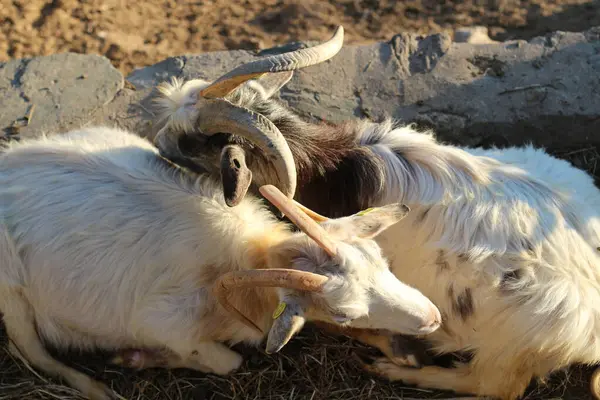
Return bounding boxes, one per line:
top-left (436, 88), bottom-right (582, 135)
top-left (199, 225), bottom-right (291, 343)
top-left (201, 286), bottom-right (279, 343)
top-left (245, 224), bottom-right (291, 270)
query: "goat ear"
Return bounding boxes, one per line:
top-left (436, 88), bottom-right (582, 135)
top-left (265, 300), bottom-right (306, 354)
top-left (255, 71), bottom-right (294, 98)
top-left (220, 145), bottom-right (253, 207)
top-left (347, 203), bottom-right (411, 239)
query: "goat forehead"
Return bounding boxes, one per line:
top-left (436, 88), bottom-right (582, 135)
top-left (340, 236), bottom-right (384, 261)
top-left (335, 241), bottom-right (387, 274)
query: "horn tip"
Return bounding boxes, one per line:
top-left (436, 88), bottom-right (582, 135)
top-left (259, 184), bottom-right (278, 196)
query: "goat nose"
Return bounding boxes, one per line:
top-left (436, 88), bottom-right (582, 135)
top-left (418, 305), bottom-right (442, 334)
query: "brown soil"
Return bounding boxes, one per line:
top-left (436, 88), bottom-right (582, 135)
top-left (1, 0), bottom-right (600, 75)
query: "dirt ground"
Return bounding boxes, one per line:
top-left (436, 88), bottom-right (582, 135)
top-left (2, 0), bottom-right (600, 75)
top-left (1, 1), bottom-right (600, 400)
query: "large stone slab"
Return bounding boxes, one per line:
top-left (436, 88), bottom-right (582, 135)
top-left (0, 53), bottom-right (123, 138)
top-left (1, 27), bottom-right (600, 151)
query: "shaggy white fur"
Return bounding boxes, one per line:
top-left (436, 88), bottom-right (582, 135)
top-left (0, 126), bottom-right (438, 400)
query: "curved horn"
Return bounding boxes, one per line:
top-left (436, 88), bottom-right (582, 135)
top-left (196, 97), bottom-right (297, 199)
top-left (200, 26), bottom-right (344, 99)
top-left (212, 269), bottom-right (329, 334)
top-left (292, 200), bottom-right (329, 222)
top-left (259, 185), bottom-right (337, 257)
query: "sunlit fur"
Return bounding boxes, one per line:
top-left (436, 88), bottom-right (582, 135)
top-left (0, 126), bottom-right (438, 400)
top-left (155, 75), bottom-right (600, 399)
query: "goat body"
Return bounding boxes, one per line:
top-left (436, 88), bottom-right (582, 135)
top-left (0, 126), bottom-right (439, 400)
top-left (156, 74), bottom-right (600, 399)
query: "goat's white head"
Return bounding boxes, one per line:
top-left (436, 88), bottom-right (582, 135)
top-left (214, 185), bottom-right (441, 354)
top-left (152, 26), bottom-right (345, 207)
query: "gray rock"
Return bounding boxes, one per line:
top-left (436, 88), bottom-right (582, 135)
top-left (2, 27), bottom-right (600, 152)
top-left (0, 53), bottom-right (123, 138)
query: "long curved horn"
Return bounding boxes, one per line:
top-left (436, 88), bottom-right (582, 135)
top-left (260, 185), bottom-right (337, 257)
top-left (212, 269), bottom-right (329, 334)
top-left (200, 26), bottom-right (344, 99)
top-left (196, 97), bottom-right (297, 199)
top-left (292, 200), bottom-right (329, 222)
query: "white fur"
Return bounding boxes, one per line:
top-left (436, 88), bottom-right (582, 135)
top-left (358, 120), bottom-right (600, 398)
top-left (0, 126), bottom-right (439, 400)
top-left (154, 77), bottom-right (211, 133)
top-left (150, 74), bottom-right (600, 397)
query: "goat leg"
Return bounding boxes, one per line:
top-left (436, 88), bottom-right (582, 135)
top-left (311, 321), bottom-right (433, 368)
top-left (111, 342), bottom-right (243, 375)
top-left (2, 288), bottom-right (116, 400)
top-left (110, 348), bottom-right (174, 370)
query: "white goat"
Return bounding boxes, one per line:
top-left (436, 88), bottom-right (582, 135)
top-left (151, 25), bottom-right (600, 400)
top-left (0, 125), bottom-right (440, 400)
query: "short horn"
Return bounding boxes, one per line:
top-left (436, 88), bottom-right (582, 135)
top-left (200, 26), bottom-right (344, 99)
top-left (259, 185), bottom-right (337, 257)
top-left (212, 269), bottom-right (329, 334)
top-left (196, 97), bottom-right (297, 199)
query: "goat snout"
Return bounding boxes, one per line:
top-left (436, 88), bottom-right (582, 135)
top-left (416, 305), bottom-right (442, 335)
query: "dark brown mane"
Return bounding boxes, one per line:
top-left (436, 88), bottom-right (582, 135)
top-left (237, 92), bottom-right (387, 218)
top-left (282, 122), bottom-right (386, 218)
top-left (170, 82), bottom-right (390, 218)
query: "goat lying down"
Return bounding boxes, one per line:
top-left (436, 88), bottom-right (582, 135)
top-left (152, 26), bottom-right (600, 400)
top-left (0, 125), bottom-right (440, 400)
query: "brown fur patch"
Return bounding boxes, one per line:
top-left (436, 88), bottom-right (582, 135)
top-left (448, 285), bottom-right (474, 321)
top-left (200, 285), bottom-right (279, 343)
top-left (414, 207), bottom-right (430, 225)
top-left (435, 250), bottom-right (450, 271)
top-left (284, 122), bottom-right (386, 218)
top-left (499, 269), bottom-right (522, 294)
top-left (199, 226), bottom-right (292, 342)
top-left (438, 311), bottom-right (455, 338)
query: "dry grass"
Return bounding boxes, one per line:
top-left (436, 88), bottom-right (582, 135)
top-left (0, 323), bottom-right (456, 400)
top-left (0, 146), bottom-right (598, 400)
top-left (0, 319), bottom-right (596, 400)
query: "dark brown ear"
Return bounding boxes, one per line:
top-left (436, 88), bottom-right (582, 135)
top-left (220, 145), bottom-right (253, 207)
